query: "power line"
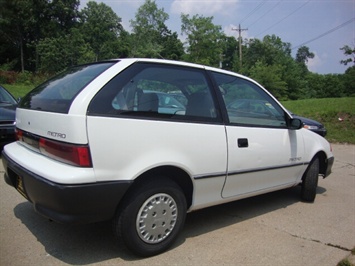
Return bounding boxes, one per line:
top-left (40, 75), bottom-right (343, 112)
top-left (292, 17), bottom-right (355, 50)
top-left (247, 0), bottom-right (283, 28)
top-left (255, 0), bottom-right (311, 37)
top-left (239, 0), bottom-right (269, 24)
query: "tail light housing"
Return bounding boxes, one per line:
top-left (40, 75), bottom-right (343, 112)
top-left (17, 129), bottom-right (92, 167)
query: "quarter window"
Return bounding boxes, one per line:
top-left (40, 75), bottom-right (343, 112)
top-left (211, 72), bottom-right (286, 128)
top-left (89, 63), bottom-right (220, 122)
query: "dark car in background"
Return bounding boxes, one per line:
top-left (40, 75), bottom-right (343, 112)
top-left (290, 112), bottom-right (327, 137)
top-left (0, 85), bottom-right (18, 148)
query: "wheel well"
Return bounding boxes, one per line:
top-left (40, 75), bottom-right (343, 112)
top-left (125, 166), bottom-right (193, 209)
top-left (316, 151), bottom-right (327, 177)
top-left (302, 152), bottom-right (327, 181)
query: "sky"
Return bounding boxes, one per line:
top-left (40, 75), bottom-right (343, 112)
top-left (80, 0), bottom-right (355, 74)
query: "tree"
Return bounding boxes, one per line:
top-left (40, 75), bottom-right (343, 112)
top-left (306, 73), bottom-right (344, 98)
top-left (296, 46), bottom-right (314, 75)
top-left (342, 66), bottom-right (355, 96)
top-left (340, 45), bottom-right (355, 66)
top-left (0, 0), bottom-right (81, 72)
top-left (0, 0), bottom-right (44, 71)
top-left (130, 0), bottom-right (183, 59)
top-left (296, 46), bottom-right (315, 64)
top-left (242, 35), bottom-right (292, 74)
top-left (220, 36), bottom-right (238, 71)
top-left (37, 28), bottom-right (95, 73)
top-left (80, 1), bottom-right (123, 61)
top-left (262, 35), bottom-right (292, 65)
top-left (249, 60), bottom-right (288, 100)
top-left (46, 0), bottom-right (80, 34)
top-left (181, 14), bottom-right (225, 67)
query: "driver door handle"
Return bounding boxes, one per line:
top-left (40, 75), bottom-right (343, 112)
top-left (238, 138), bottom-right (249, 148)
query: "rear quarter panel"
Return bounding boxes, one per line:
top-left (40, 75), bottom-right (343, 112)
top-left (86, 117), bottom-right (228, 183)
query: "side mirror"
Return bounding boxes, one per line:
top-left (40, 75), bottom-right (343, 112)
top-left (289, 118), bottom-right (303, 130)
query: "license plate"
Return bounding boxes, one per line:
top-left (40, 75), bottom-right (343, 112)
top-left (16, 175), bottom-right (28, 199)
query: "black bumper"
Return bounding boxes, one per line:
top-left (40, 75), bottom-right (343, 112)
top-left (324, 156), bottom-right (334, 178)
top-left (2, 151), bottom-right (133, 224)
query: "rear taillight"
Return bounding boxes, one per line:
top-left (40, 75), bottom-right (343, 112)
top-left (17, 128), bottom-right (92, 167)
top-left (16, 128), bottom-right (23, 141)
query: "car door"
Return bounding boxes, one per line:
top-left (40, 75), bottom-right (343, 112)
top-left (210, 71), bottom-right (306, 198)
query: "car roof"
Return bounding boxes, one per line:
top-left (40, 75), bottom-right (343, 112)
top-left (114, 58), bottom-right (251, 80)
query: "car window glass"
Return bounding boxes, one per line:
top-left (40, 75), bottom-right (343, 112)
top-left (89, 63), bottom-right (219, 122)
top-left (19, 62), bottom-right (115, 113)
top-left (211, 71), bottom-right (286, 127)
top-left (0, 87), bottom-right (17, 105)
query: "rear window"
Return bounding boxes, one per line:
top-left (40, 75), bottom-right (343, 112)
top-left (19, 62), bottom-right (116, 113)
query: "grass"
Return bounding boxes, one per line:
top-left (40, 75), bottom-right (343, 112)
top-left (281, 98), bottom-right (355, 144)
top-left (4, 83), bottom-right (35, 99)
top-left (3, 83), bottom-right (355, 144)
top-left (337, 247), bottom-right (355, 266)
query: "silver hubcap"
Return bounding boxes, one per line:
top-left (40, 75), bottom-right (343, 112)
top-left (136, 193), bottom-right (178, 244)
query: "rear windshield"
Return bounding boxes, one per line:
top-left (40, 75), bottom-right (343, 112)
top-left (20, 62), bottom-right (116, 113)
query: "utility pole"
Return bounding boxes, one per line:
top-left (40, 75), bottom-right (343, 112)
top-left (232, 24), bottom-right (248, 70)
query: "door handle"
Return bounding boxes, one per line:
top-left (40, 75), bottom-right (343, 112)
top-left (238, 138), bottom-right (249, 148)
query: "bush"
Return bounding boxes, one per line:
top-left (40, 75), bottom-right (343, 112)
top-left (0, 71), bottom-right (18, 84)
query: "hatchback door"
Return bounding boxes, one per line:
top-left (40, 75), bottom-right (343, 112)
top-left (210, 71), bottom-right (306, 198)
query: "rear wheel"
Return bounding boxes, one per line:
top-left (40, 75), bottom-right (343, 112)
top-left (113, 178), bottom-right (187, 257)
top-left (301, 157), bottom-right (319, 202)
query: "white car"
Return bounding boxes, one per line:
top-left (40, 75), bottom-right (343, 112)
top-left (2, 58), bottom-right (334, 256)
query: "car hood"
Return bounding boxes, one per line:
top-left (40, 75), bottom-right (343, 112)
top-left (0, 104), bottom-right (17, 120)
top-left (292, 114), bottom-right (323, 126)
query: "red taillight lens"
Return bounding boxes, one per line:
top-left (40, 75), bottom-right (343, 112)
top-left (39, 138), bottom-right (92, 167)
top-left (16, 128), bottom-right (92, 167)
top-left (16, 128), bottom-right (23, 141)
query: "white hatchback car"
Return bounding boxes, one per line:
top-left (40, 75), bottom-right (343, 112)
top-left (2, 58), bottom-right (334, 256)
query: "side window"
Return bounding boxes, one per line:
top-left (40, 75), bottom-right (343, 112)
top-left (89, 63), bottom-right (219, 122)
top-left (211, 72), bottom-right (286, 128)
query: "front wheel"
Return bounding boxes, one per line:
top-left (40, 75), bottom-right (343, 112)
top-left (113, 178), bottom-right (187, 257)
top-left (301, 157), bottom-right (319, 202)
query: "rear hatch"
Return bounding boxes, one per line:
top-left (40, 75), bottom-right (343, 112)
top-left (14, 62), bottom-right (116, 167)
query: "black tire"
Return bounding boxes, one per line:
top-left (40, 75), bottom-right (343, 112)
top-left (113, 178), bottom-right (187, 257)
top-left (301, 157), bottom-right (319, 202)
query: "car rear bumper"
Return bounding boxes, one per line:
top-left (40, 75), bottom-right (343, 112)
top-left (2, 150), bottom-right (132, 224)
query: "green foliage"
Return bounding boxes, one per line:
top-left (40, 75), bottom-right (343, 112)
top-left (343, 66), bottom-right (355, 96)
top-left (130, 0), bottom-right (183, 59)
top-left (337, 259), bottom-right (353, 266)
top-left (80, 1), bottom-right (123, 61)
top-left (221, 36), bottom-right (238, 71)
top-left (249, 61), bottom-right (287, 100)
top-left (282, 97), bottom-right (355, 144)
top-left (0, 0), bottom-right (81, 71)
top-left (340, 44), bottom-right (355, 66)
top-left (0, 0), bottom-right (353, 101)
top-left (181, 14), bottom-right (225, 67)
top-left (37, 28), bottom-right (96, 73)
top-left (305, 73), bottom-right (345, 98)
top-left (296, 46), bottom-right (315, 63)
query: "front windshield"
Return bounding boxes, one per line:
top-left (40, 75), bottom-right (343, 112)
top-left (0, 86), bottom-right (17, 105)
